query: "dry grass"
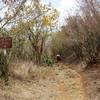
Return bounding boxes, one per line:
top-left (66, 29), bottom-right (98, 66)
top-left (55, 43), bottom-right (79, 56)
top-left (0, 62), bottom-right (88, 100)
top-left (9, 61), bottom-right (56, 81)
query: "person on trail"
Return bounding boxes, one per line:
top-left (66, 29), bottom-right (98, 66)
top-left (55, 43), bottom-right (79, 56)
top-left (56, 54), bottom-right (62, 62)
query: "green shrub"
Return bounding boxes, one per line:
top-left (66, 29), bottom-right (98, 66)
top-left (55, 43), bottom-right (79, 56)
top-left (43, 54), bottom-right (54, 66)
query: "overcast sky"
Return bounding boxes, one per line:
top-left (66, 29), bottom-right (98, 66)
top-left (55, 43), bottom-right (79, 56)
top-left (41, 0), bottom-right (77, 25)
top-left (0, 0), bottom-right (77, 27)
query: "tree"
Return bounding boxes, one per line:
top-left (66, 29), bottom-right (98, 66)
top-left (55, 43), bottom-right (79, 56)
top-left (8, 1), bottom-right (59, 64)
top-left (61, 0), bottom-right (100, 67)
top-left (0, 0), bottom-right (41, 28)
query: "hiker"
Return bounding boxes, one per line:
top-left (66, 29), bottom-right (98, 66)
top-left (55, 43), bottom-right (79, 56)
top-left (56, 54), bottom-right (62, 62)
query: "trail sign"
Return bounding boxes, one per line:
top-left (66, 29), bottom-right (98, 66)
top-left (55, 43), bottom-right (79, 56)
top-left (0, 37), bottom-right (12, 85)
top-left (0, 37), bottom-right (12, 48)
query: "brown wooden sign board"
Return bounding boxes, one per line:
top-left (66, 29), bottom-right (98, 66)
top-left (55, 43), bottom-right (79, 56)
top-left (0, 37), bottom-right (12, 48)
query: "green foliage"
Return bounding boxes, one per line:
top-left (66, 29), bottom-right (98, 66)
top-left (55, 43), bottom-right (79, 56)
top-left (0, 51), bottom-right (9, 83)
top-left (43, 54), bottom-right (54, 66)
top-left (51, 32), bottom-right (74, 61)
top-left (0, 1), bottom-right (59, 64)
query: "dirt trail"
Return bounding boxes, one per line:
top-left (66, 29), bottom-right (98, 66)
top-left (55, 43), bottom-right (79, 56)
top-left (0, 66), bottom-right (88, 100)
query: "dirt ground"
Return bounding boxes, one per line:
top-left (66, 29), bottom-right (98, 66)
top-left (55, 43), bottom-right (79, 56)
top-left (0, 62), bottom-right (99, 100)
top-left (82, 65), bottom-right (100, 100)
top-left (68, 63), bottom-right (100, 100)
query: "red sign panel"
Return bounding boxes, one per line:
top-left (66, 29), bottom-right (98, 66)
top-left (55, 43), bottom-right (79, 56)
top-left (0, 37), bottom-right (12, 48)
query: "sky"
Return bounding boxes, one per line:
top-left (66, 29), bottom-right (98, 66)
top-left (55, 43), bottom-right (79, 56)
top-left (0, 0), bottom-right (77, 27)
top-left (41, 0), bottom-right (77, 25)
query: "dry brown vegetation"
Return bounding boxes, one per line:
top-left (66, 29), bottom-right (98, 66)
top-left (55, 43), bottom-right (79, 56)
top-left (0, 62), bottom-right (88, 100)
top-left (52, 0), bottom-right (100, 68)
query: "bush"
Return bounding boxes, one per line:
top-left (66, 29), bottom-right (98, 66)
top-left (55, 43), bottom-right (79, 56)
top-left (43, 54), bottom-right (54, 66)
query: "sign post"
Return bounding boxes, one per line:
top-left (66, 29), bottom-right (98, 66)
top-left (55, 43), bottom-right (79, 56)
top-left (4, 49), bottom-right (7, 56)
top-left (0, 37), bottom-right (12, 85)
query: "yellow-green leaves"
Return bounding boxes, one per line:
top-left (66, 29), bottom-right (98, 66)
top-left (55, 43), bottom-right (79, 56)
top-left (42, 8), bottom-right (59, 26)
top-left (42, 16), bottom-right (50, 26)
